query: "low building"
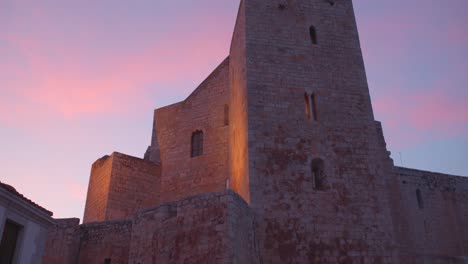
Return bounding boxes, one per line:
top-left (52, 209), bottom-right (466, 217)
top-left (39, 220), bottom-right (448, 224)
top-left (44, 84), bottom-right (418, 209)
top-left (0, 181), bottom-right (54, 264)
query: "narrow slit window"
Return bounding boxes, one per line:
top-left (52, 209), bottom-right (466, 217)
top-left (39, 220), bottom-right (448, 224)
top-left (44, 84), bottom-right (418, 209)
top-left (224, 104), bottom-right (229, 126)
top-left (416, 189), bottom-right (424, 209)
top-left (304, 93), bottom-right (311, 120)
top-left (311, 158), bottom-right (325, 190)
top-left (311, 93), bottom-right (318, 121)
top-left (191, 130), bottom-right (204, 157)
top-left (309, 26), bottom-right (318, 45)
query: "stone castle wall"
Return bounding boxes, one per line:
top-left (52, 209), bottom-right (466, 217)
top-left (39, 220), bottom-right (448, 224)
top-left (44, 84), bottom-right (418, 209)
top-left (77, 220), bottom-right (132, 264)
top-left (149, 58), bottom-right (231, 205)
top-left (43, 191), bottom-right (258, 264)
top-left (396, 167), bottom-right (468, 263)
top-left (83, 155), bottom-right (113, 223)
top-left (129, 191), bottom-right (258, 263)
top-left (46, 1), bottom-right (468, 263)
top-left (83, 152), bottom-right (160, 223)
top-left (104, 153), bottom-right (160, 221)
top-left (232, 0), bottom-right (400, 262)
top-left (42, 218), bottom-right (80, 263)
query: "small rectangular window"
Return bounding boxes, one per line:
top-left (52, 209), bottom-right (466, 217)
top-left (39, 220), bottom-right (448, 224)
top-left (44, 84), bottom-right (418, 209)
top-left (224, 104), bottom-right (229, 126)
top-left (304, 93), bottom-right (311, 120)
top-left (416, 189), bottom-right (424, 209)
top-left (311, 93), bottom-right (318, 121)
top-left (309, 26), bottom-right (318, 45)
top-left (191, 131), bottom-right (204, 157)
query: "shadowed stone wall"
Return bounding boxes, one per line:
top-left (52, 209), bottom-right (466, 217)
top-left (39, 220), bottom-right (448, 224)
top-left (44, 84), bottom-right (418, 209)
top-left (231, 0), bottom-right (401, 262)
top-left (396, 167), bottom-right (468, 263)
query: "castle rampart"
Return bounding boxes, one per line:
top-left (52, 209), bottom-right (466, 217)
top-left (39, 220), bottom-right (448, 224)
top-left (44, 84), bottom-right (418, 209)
top-left (396, 167), bottom-right (468, 263)
top-left (148, 58), bottom-right (231, 205)
top-left (83, 152), bottom-right (160, 223)
top-left (42, 1), bottom-right (468, 263)
top-left (44, 191), bottom-right (258, 263)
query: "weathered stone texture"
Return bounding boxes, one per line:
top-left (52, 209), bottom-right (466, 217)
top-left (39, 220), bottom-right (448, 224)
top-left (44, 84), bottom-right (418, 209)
top-left (229, 0), bottom-right (250, 204)
top-left (44, 192), bottom-right (258, 264)
top-left (83, 152), bottom-right (160, 223)
top-left (396, 167), bottom-right (468, 263)
top-left (105, 153), bottom-right (160, 221)
top-left (42, 218), bottom-right (80, 264)
top-left (77, 220), bottom-right (132, 264)
top-left (129, 191), bottom-right (258, 264)
top-left (83, 155), bottom-right (113, 223)
top-left (236, 0), bottom-right (399, 262)
top-left (48, 0), bottom-right (468, 263)
top-left (149, 58), bottom-right (230, 205)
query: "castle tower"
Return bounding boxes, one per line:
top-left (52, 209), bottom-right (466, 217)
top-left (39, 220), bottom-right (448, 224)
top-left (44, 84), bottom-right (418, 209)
top-left (229, 0), bottom-right (401, 262)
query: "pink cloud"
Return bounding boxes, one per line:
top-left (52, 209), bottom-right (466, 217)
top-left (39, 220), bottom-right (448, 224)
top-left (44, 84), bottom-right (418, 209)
top-left (374, 86), bottom-right (467, 149)
top-left (0, 17), bottom-right (231, 127)
top-left (409, 90), bottom-right (467, 131)
top-left (446, 25), bottom-right (468, 45)
top-left (67, 181), bottom-right (87, 202)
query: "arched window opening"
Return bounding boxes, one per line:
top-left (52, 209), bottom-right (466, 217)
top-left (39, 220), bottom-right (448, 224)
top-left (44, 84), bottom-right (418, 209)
top-left (416, 189), bottom-right (424, 209)
top-left (309, 26), bottom-right (318, 45)
top-left (224, 104), bottom-right (229, 126)
top-left (311, 158), bottom-right (326, 190)
top-left (191, 130), bottom-right (204, 157)
top-left (311, 93), bottom-right (318, 121)
top-left (304, 93), bottom-right (311, 120)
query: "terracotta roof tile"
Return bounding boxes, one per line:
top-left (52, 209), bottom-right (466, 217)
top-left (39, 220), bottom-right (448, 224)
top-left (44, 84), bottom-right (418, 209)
top-left (0, 181), bottom-right (53, 216)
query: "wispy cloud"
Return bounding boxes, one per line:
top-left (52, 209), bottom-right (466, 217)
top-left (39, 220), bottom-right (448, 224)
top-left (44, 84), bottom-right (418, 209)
top-left (0, 5), bottom-right (233, 127)
top-left (374, 85), bottom-right (468, 149)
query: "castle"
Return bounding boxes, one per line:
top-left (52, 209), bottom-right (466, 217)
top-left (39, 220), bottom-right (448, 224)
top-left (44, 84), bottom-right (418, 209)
top-left (42, 0), bottom-right (468, 263)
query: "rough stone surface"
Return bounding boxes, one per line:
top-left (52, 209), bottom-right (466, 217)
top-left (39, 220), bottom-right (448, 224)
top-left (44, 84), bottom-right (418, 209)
top-left (235, 0), bottom-right (400, 262)
top-left (396, 167), bottom-right (468, 263)
top-left (148, 58), bottom-right (231, 205)
top-left (129, 191), bottom-right (258, 264)
top-left (42, 218), bottom-right (80, 263)
top-left (83, 152), bottom-right (160, 223)
top-left (77, 220), bottom-right (132, 264)
top-left (43, 0), bottom-right (468, 263)
top-left (43, 192), bottom-right (258, 264)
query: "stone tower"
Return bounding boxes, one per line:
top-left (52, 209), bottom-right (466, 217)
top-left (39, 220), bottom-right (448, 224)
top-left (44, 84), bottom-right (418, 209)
top-left (229, 0), bottom-right (401, 262)
top-left (43, 0), bottom-right (468, 263)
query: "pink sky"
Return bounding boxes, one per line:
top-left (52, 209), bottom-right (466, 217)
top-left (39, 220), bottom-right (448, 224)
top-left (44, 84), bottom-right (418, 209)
top-left (1, 0), bottom-right (467, 219)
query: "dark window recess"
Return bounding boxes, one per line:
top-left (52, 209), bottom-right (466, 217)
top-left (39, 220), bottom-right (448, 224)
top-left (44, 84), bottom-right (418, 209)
top-left (424, 220), bottom-right (430, 233)
top-left (416, 189), bottom-right (424, 209)
top-left (191, 130), bottom-right (204, 157)
top-left (311, 93), bottom-right (318, 121)
top-left (304, 93), bottom-right (311, 120)
top-left (309, 26), bottom-right (318, 45)
top-left (104, 258), bottom-right (111, 264)
top-left (0, 220), bottom-right (22, 264)
top-left (311, 158), bottom-right (326, 190)
top-left (224, 104), bottom-right (229, 126)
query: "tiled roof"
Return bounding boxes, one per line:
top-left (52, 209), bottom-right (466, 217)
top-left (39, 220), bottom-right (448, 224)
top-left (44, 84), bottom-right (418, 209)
top-left (0, 181), bottom-right (53, 216)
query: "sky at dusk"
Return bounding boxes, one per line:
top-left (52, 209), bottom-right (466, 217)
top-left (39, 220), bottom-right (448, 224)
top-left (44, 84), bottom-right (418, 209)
top-left (1, 0), bottom-right (467, 219)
